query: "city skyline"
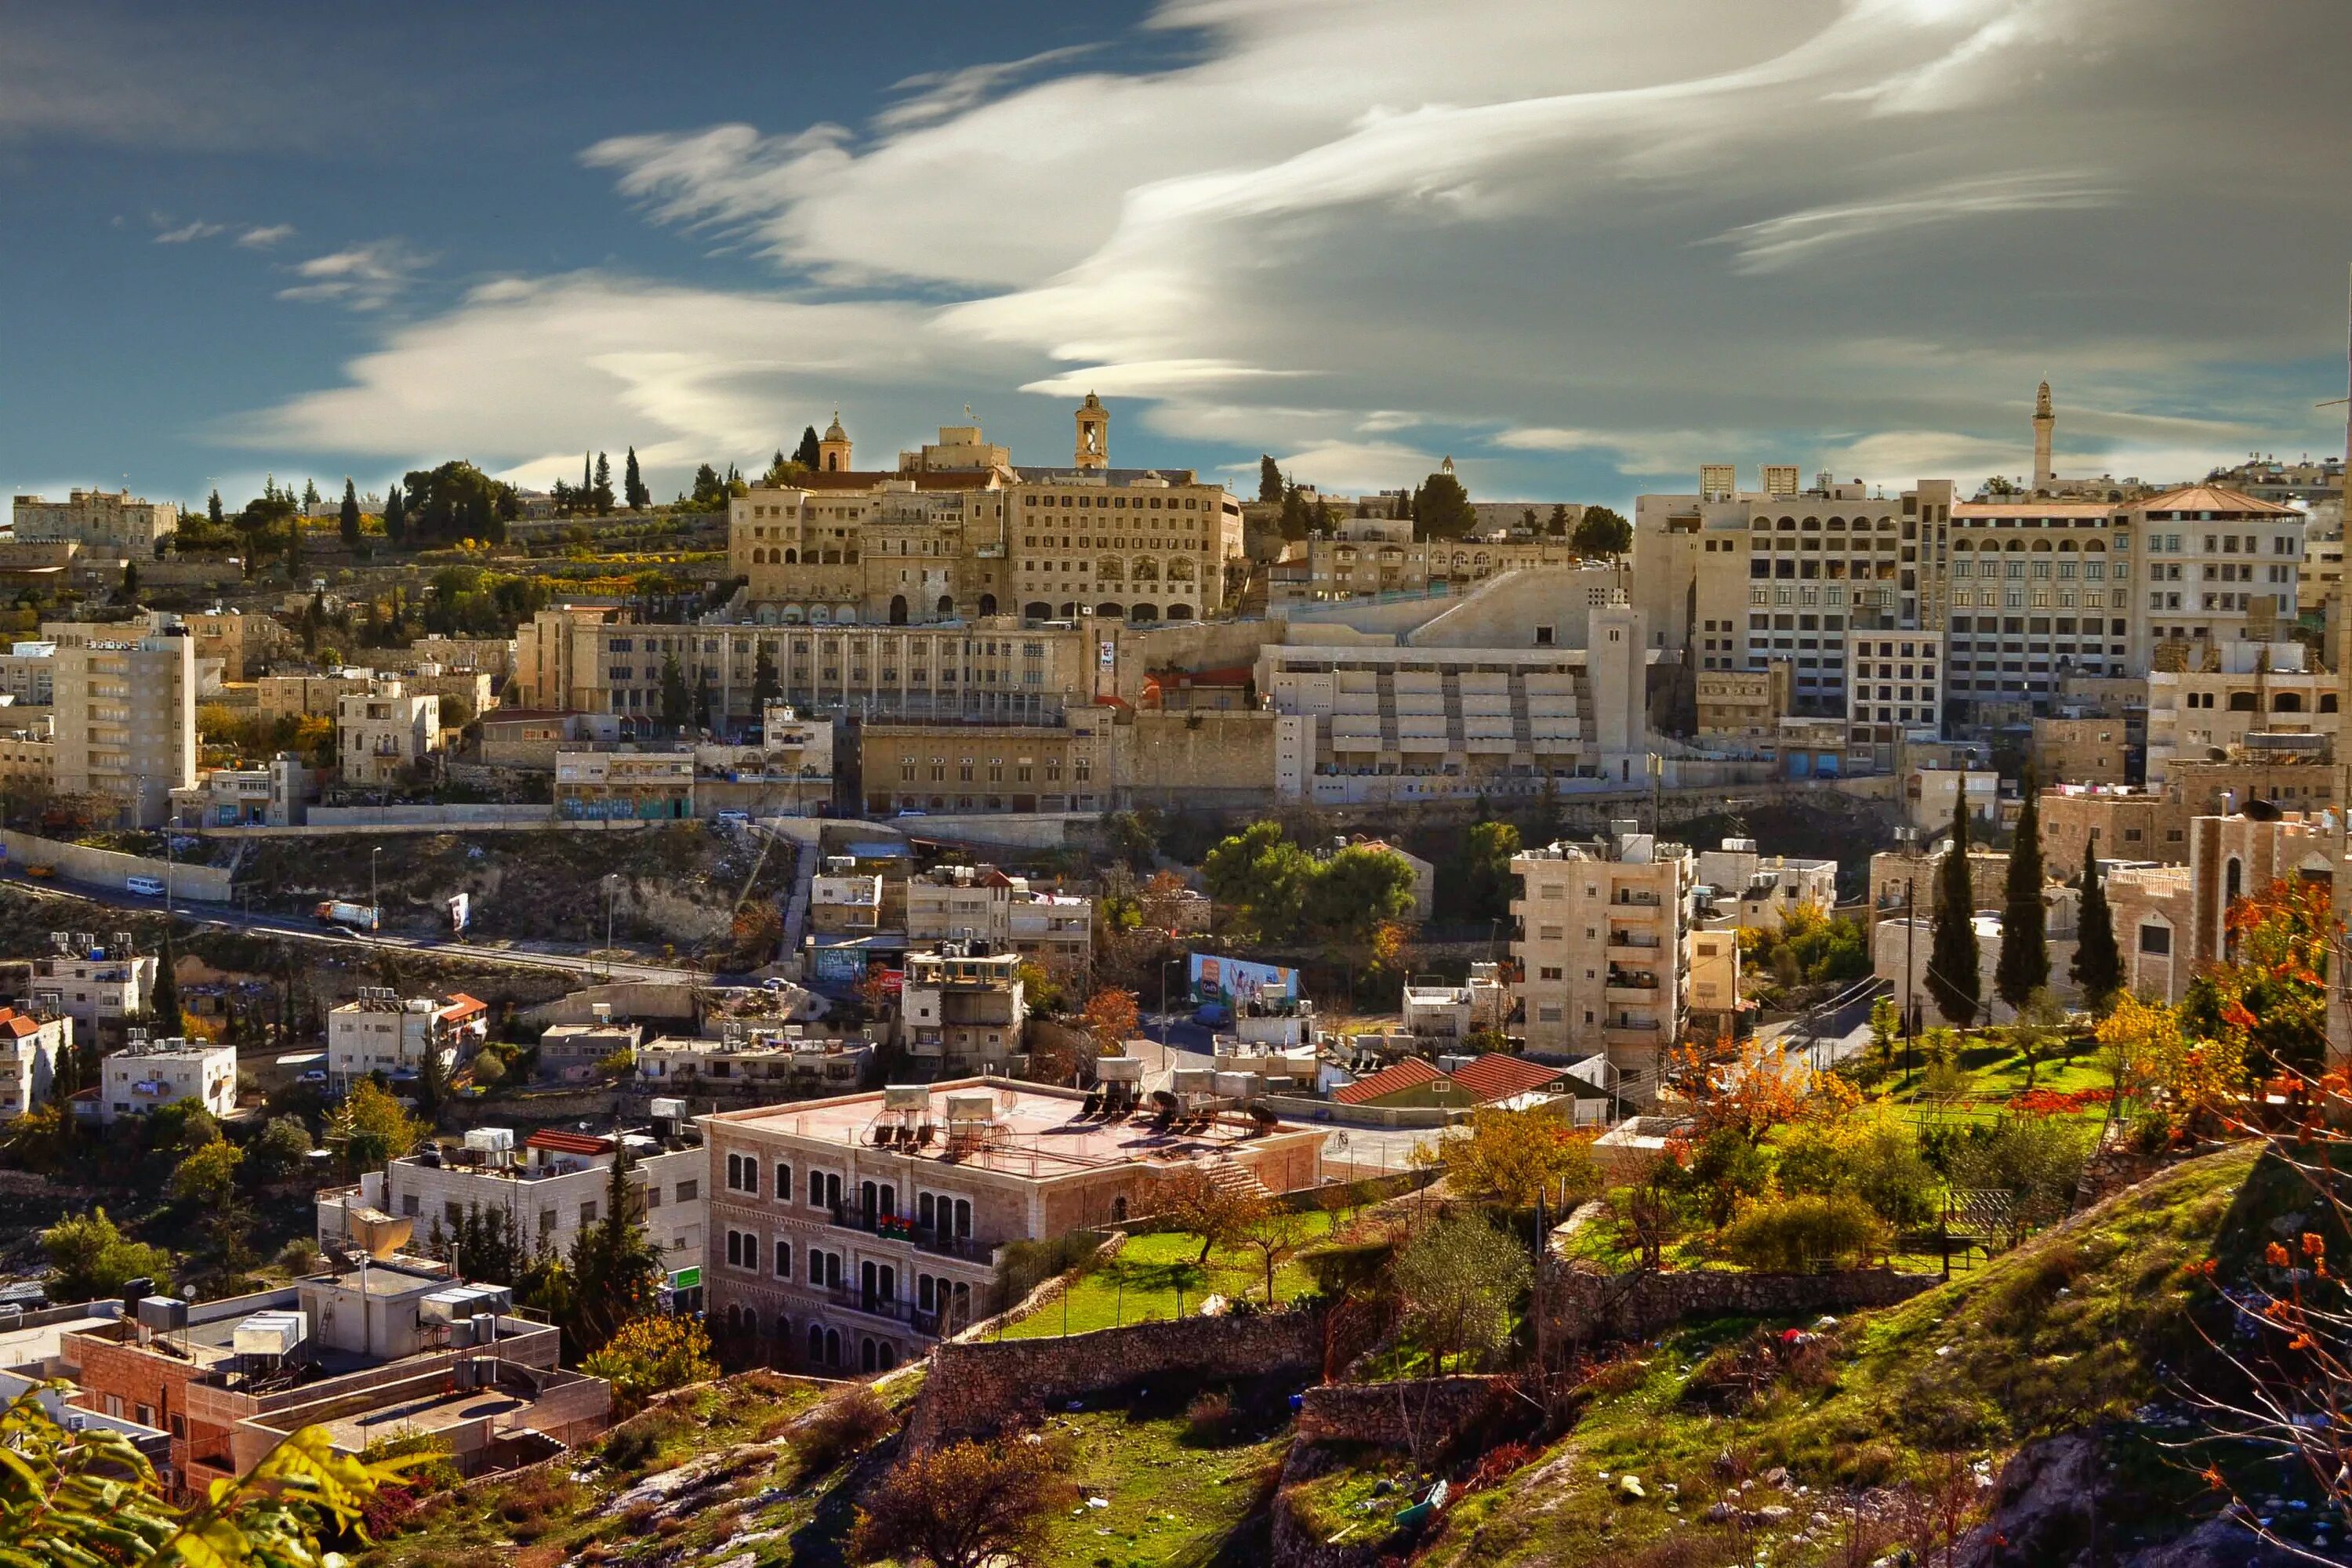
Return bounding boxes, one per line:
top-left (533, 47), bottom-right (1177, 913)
top-left (5, 0), bottom-right (2351, 512)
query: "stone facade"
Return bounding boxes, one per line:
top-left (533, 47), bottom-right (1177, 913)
top-left (902, 1309), bottom-right (1319, 1450)
top-left (1294, 1375), bottom-right (1506, 1451)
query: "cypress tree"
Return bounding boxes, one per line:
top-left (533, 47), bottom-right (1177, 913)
top-left (151, 921), bottom-right (184, 1036)
top-left (383, 482), bottom-right (406, 548)
top-left (1926, 790), bottom-right (1982, 1026)
top-left (2071, 837), bottom-right (2121, 1010)
top-left (794, 426), bottom-right (822, 469)
top-left (339, 478), bottom-right (361, 546)
top-left (623, 447), bottom-right (648, 510)
top-left (1995, 772), bottom-right (2049, 1012)
top-left (206, 488), bottom-right (224, 529)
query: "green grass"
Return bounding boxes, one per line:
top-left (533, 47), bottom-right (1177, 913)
top-left (1421, 1143), bottom-right (2273, 1567)
top-left (1873, 1036), bottom-right (2118, 1124)
top-left (997, 1212), bottom-right (1338, 1341)
top-left (1023, 1385), bottom-right (1292, 1568)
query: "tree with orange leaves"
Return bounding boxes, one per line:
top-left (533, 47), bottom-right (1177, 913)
top-left (1078, 985), bottom-right (1141, 1054)
top-left (1661, 1036), bottom-right (1853, 1147)
top-left (2182, 877), bottom-right (2336, 1078)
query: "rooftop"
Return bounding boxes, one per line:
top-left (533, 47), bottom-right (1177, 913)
top-left (702, 1078), bottom-right (1306, 1180)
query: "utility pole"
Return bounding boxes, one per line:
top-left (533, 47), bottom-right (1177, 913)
top-left (1903, 876), bottom-right (1916, 1080)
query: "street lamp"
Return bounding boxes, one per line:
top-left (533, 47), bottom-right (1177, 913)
top-left (1158, 956), bottom-right (1183, 1071)
top-left (370, 846), bottom-right (382, 933)
top-left (604, 874), bottom-right (619, 982)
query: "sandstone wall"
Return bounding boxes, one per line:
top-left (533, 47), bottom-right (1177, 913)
top-left (904, 1308), bottom-right (1319, 1451)
top-left (1544, 1264), bottom-right (1936, 1349)
top-left (1294, 1375), bottom-right (1504, 1453)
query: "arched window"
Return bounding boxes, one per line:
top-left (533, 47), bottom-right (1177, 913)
top-left (1023, 601), bottom-right (1051, 619)
top-left (978, 593), bottom-right (997, 616)
top-left (936, 594), bottom-right (955, 616)
top-left (2272, 692), bottom-right (2303, 712)
top-left (784, 548), bottom-right (797, 564)
top-left (888, 594), bottom-right (909, 626)
top-left (808, 1323), bottom-right (825, 1363)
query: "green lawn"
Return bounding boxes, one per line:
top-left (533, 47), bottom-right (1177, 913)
top-left (997, 1212), bottom-right (1338, 1341)
top-left (1024, 1389), bottom-right (1291, 1567)
top-left (1871, 1035), bottom-right (2118, 1124)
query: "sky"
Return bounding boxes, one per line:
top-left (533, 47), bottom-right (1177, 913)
top-left (5, 0), bottom-right (2351, 517)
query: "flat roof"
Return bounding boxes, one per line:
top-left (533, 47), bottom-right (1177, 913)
top-left (703, 1079), bottom-right (1308, 1179)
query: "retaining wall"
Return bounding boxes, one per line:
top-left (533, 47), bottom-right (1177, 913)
top-left (0, 829), bottom-right (234, 902)
top-left (1294, 1375), bottom-right (1505, 1453)
top-left (904, 1308), bottom-right (1319, 1451)
top-left (1544, 1263), bottom-right (1936, 1348)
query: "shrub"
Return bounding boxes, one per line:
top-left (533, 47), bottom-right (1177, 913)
top-left (1185, 1390), bottom-right (1232, 1441)
top-left (581, 1313), bottom-right (716, 1416)
top-left (790, 1385), bottom-right (892, 1474)
top-left (1719, 1193), bottom-right (1888, 1272)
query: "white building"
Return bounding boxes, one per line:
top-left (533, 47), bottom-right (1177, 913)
top-left (1693, 838), bottom-right (1838, 930)
top-left (27, 943), bottom-right (157, 1035)
top-left (638, 1026), bottom-right (874, 1095)
top-left (0, 1007), bottom-right (71, 1119)
top-left (2143, 642), bottom-right (2339, 786)
top-left (325, 990), bottom-right (488, 1091)
top-left (318, 1124), bottom-right (706, 1276)
top-left (906, 864), bottom-right (1094, 977)
top-left (1399, 963), bottom-right (1510, 1043)
top-left (901, 942), bottom-right (1028, 1074)
top-left (336, 679), bottom-right (441, 788)
top-left (96, 1034), bottom-right (235, 1124)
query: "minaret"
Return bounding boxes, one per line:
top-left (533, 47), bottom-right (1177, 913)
top-left (2031, 379), bottom-right (2056, 489)
top-left (1073, 392), bottom-right (1108, 471)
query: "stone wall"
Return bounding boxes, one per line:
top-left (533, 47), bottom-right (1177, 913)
top-left (0, 829), bottom-right (234, 902)
top-left (1543, 1264), bottom-right (1936, 1349)
top-left (904, 1308), bottom-right (1319, 1451)
top-left (1294, 1375), bottom-right (1504, 1453)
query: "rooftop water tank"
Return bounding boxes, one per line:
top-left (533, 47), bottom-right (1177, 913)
top-left (231, 1311), bottom-right (307, 1358)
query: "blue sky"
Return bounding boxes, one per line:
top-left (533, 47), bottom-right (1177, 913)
top-left (5, 0), bottom-right (2350, 516)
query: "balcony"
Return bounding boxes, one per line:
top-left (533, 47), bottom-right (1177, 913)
top-left (829, 1203), bottom-right (993, 1262)
top-left (823, 1284), bottom-right (943, 1333)
top-left (1605, 931), bottom-right (1659, 952)
top-left (1605, 970), bottom-right (1661, 1000)
top-left (1611, 891), bottom-right (1662, 908)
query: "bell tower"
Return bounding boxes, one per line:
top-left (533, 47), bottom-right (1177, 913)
top-left (818, 412), bottom-right (852, 474)
top-left (1073, 392), bottom-right (1109, 471)
top-left (2031, 380), bottom-right (2055, 489)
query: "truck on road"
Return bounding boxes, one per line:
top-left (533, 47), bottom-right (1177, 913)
top-left (314, 900), bottom-right (380, 932)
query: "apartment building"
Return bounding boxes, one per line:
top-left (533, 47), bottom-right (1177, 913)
top-left (699, 1080), bottom-right (1320, 1373)
top-left (689, 702), bottom-right (837, 816)
top-left (1511, 823), bottom-right (1693, 1095)
top-left (64, 1256), bottom-right (601, 1503)
top-left (257, 670), bottom-right (376, 722)
top-left (169, 755), bottom-right (315, 829)
top-left (325, 989), bottom-right (487, 1091)
top-left (906, 863), bottom-right (1095, 976)
top-left (336, 679), bottom-right (441, 787)
top-left (728, 405), bottom-right (1245, 627)
top-left (900, 942), bottom-right (1028, 1073)
top-left (172, 612), bottom-right (288, 682)
top-left (1693, 837), bottom-right (1838, 929)
top-left (514, 608), bottom-right (1094, 734)
top-left (0, 641), bottom-right (55, 706)
top-left (639, 1025), bottom-right (873, 1095)
top-left (28, 943), bottom-right (157, 1035)
top-left (2133, 485), bottom-right (2304, 660)
top-left (811, 869), bottom-right (884, 935)
top-left (553, 749), bottom-right (694, 819)
top-left (858, 706), bottom-right (1115, 815)
top-left (387, 635), bottom-right (517, 678)
top-left (1399, 963), bottom-right (1510, 1044)
top-left (1693, 662), bottom-right (1791, 742)
top-left (1941, 495), bottom-right (2129, 719)
top-left (1867, 843), bottom-right (2009, 928)
top-left (2031, 717), bottom-right (2131, 786)
top-left (1268, 513), bottom-right (1588, 605)
top-left (1635, 466), bottom-right (1958, 720)
top-left (533, 1021), bottom-right (641, 1082)
top-left (318, 1123), bottom-right (706, 1275)
top-left (50, 628), bottom-right (195, 826)
top-left (96, 1034), bottom-right (235, 1124)
top-left (2143, 644), bottom-right (2338, 784)
top-left (0, 721), bottom-right (55, 791)
top-left (1843, 630), bottom-right (1945, 769)
top-left (11, 489), bottom-right (177, 552)
top-left (0, 1007), bottom-right (70, 1119)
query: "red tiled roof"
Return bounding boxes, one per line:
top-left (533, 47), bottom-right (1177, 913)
top-left (1331, 1056), bottom-right (1446, 1105)
top-left (525, 1129), bottom-right (613, 1156)
top-left (438, 993), bottom-right (488, 1021)
top-left (1447, 1053), bottom-right (1566, 1104)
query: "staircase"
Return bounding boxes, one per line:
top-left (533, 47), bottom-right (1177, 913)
top-left (1195, 1153), bottom-right (1272, 1201)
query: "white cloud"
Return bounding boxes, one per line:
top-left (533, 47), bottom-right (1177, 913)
top-left (237, 223), bottom-right (295, 249)
top-left (277, 240), bottom-right (433, 310)
top-left (241, 0), bottom-right (2352, 502)
top-left (154, 219), bottom-right (224, 244)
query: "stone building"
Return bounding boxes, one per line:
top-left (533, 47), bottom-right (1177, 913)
top-left (11, 489), bottom-right (176, 552)
top-left (336, 679), bottom-right (441, 787)
top-left (50, 627), bottom-right (195, 826)
top-left (1511, 823), bottom-right (1692, 1098)
top-left (858, 707), bottom-right (1115, 816)
top-left (1694, 662), bottom-right (1791, 742)
top-left (2031, 716), bottom-right (2131, 786)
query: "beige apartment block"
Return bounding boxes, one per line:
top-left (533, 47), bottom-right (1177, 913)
top-left (906, 864), bottom-right (1094, 977)
top-left (2106, 863), bottom-right (2194, 1004)
top-left (1511, 824), bottom-right (1692, 1097)
top-left (899, 942), bottom-right (1028, 1074)
top-left (336, 679), bottom-right (441, 787)
top-left (1693, 838), bottom-right (1837, 930)
top-left (1694, 662), bottom-right (1791, 741)
top-left (698, 1080), bottom-right (1321, 1374)
top-left (859, 709), bottom-right (1113, 815)
top-left (2144, 649), bottom-right (2338, 783)
top-left (553, 749), bottom-right (694, 820)
top-left (29, 946), bottom-right (157, 1037)
top-left (0, 723), bottom-right (55, 790)
top-left (51, 628), bottom-right (195, 826)
top-left (11, 489), bottom-right (177, 552)
top-left (257, 670), bottom-right (375, 721)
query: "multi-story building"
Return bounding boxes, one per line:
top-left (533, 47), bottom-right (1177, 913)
top-left (1867, 842), bottom-right (2008, 929)
top-left (0, 720), bottom-right (56, 791)
top-left (1942, 494), bottom-right (2129, 720)
top-left (50, 628), bottom-right (195, 826)
top-left (0, 1006), bottom-right (70, 1119)
top-left (63, 1254), bottom-right (601, 1503)
top-left (1261, 579), bottom-right (1653, 805)
top-left (639, 1025), bottom-right (873, 1095)
top-left (10, 489), bottom-right (177, 553)
top-left (1400, 963), bottom-right (1511, 1044)
top-left (2030, 716), bottom-right (2131, 786)
top-left (514, 608), bottom-right (1095, 735)
top-left (0, 641), bottom-right (56, 707)
top-left (1268, 512), bottom-right (1591, 605)
top-left (257, 670), bottom-right (376, 722)
top-left (27, 944), bottom-right (157, 1036)
top-left (688, 702), bottom-right (837, 816)
top-left (810, 870), bottom-right (884, 935)
top-left (858, 706), bottom-right (1115, 815)
top-left (1904, 764), bottom-right (1999, 834)
top-left (325, 989), bottom-right (487, 1091)
top-left (553, 749), bottom-right (695, 820)
top-left (387, 635), bottom-right (517, 679)
top-left (169, 755), bottom-right (314, 828)
top-left (96, 1033), bottom-right (235, 1124)
top-left (905, 864), bottom-right (1095, 977)
top-left (899, 941), bottom-right (1027, 1073)
top-left (336, 679), bottom-right (441, 788)
top-left (2143, 644), bottom-right (2337, 784)
top-left (2132, 485), bottom-right (2304, 661)
top-left (1693, 837), bottom-right (1838, 929)
top-left (171, 612), bottom-right (288, 682)
top-left (699, 1079), bottom-right (1320, 1373)
top-left (318, 1123), bottom-right (705, 1275)
top-left (1843, 630), bottom-right (1945, 770)
top-left (1511, 823), bottom-right (1693, 1096)
top-left (1693, 662), bottom-right (1791, 742)
top-left (728, 404), bottom-right (1246, 627)
top-left (1635, 465), bottom-right (1958, 720)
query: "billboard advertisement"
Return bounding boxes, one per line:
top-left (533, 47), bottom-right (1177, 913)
top-left (1187, 952), bottom-right (1298, 1007)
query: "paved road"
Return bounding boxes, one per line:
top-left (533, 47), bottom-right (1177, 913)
top-left (5, 871), bottom-right (703, 985)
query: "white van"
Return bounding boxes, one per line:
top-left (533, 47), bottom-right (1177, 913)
top-left (125, 874), bottom-right (165, 898)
